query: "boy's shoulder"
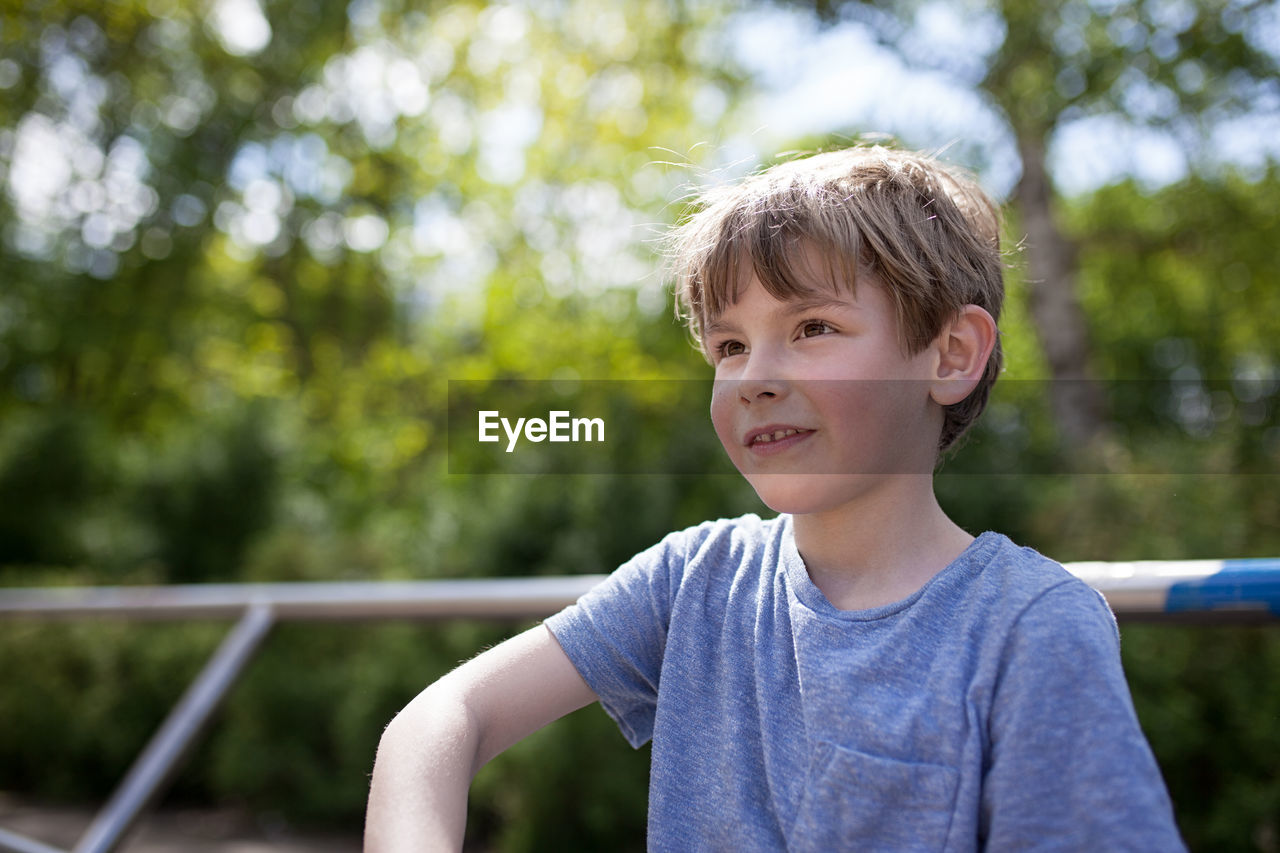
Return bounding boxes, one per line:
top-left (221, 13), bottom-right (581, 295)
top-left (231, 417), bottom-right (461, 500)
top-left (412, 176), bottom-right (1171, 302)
top-left (653, 512), bottom-right (795, 573)
top-left (623, 513), bottom-right (788, 594)
top-left (962, 534), bottom-right (1121, 656)
top-left (972, 533), bottom-right (1103, 602)
top-left (645, 512), bottom-right (779, 558)
top-left (994, 534), bottom-right (1113, 609)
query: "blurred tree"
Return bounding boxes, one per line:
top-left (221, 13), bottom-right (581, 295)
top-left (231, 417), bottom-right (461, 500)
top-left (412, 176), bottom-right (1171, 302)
top-left (786, 0), bottom-right (1280, 447)
top-left (0, 0), bottom-right (744, 572)
top-left (0, 0), bottom-right (751, 847)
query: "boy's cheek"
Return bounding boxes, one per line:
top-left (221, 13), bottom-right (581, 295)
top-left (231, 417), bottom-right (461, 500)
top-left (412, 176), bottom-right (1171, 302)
top-left (709, 388), bottom-right (744, 462)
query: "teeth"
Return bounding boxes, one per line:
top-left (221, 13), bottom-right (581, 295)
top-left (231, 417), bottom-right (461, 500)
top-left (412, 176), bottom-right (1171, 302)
top-left (755, 428), bottom-right (800, 444)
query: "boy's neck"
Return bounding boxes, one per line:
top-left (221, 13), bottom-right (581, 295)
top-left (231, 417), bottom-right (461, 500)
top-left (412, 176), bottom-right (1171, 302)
top-left (790, 477), bottom-right (974, 612)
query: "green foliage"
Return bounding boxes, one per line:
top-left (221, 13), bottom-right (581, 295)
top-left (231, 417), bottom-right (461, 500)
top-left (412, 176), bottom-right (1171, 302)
top-left (0, 409), bottom-right (109, 566)
top-left (0, 620), bottom-right (227, 796)
top-left (1124, 625), bottom-right (1280, 852)
top-left (0, 0), bottom-right (749, 847)
top-left (1071, 168), bottom-right (1280, 382)
top-left (139, 406), bottom-right (281, 583)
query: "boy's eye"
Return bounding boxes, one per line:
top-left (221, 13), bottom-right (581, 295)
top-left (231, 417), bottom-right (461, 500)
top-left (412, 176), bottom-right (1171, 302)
top-left (800, 321), bottom-right (833, 338)
top-left (715, 340), bottom-right (746, 359)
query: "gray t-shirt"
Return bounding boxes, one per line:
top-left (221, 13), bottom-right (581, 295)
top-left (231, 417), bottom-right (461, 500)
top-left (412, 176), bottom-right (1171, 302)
top-left (545, 513), bottom-right (1185, 851)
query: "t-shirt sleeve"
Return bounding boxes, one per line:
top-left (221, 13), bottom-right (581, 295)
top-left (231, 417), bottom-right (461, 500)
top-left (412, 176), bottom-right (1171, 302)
top-left (543, 526), bottom-right (693, 748)
top-left (980, 580), bottom-right (1187, 851)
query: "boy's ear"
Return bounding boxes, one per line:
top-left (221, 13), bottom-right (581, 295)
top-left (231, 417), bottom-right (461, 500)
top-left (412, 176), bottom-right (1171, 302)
top-left (929, 305), bottom-right (997, 406)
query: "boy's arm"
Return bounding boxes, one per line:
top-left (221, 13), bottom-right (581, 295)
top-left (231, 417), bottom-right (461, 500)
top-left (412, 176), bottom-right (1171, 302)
top-left (982, 582), bottom-right (1185, 850)
top-left (364, 623), bottom-right (597, 852)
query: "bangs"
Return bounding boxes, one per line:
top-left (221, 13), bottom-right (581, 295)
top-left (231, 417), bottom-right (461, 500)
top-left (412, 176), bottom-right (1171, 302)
top-left (694, 202), bottom-right (862, 337)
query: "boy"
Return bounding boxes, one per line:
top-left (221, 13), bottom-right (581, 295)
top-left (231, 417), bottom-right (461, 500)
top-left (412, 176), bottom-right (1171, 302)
top-left (365, 146), bottom-right (1185, 850)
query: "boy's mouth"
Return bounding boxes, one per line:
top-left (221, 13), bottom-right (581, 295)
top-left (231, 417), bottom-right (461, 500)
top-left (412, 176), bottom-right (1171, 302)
top-left (744, 426), bottom-right (814, 448)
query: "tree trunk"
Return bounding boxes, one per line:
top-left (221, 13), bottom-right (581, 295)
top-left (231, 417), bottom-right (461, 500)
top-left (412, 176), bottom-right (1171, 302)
top-left (1014, 132), bottom-right (1108, 448)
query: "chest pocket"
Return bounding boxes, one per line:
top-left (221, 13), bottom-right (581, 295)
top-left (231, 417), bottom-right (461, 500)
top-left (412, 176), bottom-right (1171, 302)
top-left (790, 742), bottom-right (959, 852)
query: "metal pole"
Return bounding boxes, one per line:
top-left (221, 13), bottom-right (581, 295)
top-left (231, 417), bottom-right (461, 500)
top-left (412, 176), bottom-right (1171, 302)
top-left (0, 576), bottom-right (606, 621)
top-left (71, 603), bottom-right (275, 853)
top-left (5, 567), bottom-right (1275, 621)
top-left (0, 827), bottom-right (66, 853)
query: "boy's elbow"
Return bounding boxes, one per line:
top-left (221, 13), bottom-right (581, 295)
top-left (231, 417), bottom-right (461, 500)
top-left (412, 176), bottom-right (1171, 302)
top-left (377, 679), bottom-right (488, 777)
top-left (373, 706), bottom-right (419, 768)
top-left (367, 686), bottom-right (479, 853)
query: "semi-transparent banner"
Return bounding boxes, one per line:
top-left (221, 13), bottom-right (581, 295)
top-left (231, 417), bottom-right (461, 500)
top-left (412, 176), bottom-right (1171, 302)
top-left (446, 379), bottom-right (1278, 475)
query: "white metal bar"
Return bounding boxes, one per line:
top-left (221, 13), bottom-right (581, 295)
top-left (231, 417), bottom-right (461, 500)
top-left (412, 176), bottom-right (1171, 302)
top-left (2, 563), bottom-right (1278, 622)
top-left (0, 577), bottom-right (606, 621)
top-left (1066, 558), bottom-right (1280, 618)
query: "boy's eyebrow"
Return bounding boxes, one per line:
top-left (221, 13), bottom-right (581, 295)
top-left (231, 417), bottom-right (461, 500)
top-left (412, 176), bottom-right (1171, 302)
top-left (702, 316), bottom-right (737, 337)
top-left (782, 294), bottom-right (857, 313)
top-left (704, 294), bottom-right (857, 336)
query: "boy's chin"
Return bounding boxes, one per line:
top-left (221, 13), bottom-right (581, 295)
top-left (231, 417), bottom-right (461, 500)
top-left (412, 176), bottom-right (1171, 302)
top-left (745, 473), bottom-right (861, 516)
top-left (746, 472), bottom-right (930, 517)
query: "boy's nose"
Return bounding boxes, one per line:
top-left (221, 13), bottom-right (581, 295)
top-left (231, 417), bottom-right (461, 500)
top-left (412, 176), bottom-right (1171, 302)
top-left (732, 348), bottom-right (791, 403)
top-left (735, 375), bottom-right (787, 404)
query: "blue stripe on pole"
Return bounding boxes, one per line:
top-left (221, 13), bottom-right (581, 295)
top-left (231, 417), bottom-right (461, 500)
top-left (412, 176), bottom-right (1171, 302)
top-left (1165, 559), bottom-right (1280, 615)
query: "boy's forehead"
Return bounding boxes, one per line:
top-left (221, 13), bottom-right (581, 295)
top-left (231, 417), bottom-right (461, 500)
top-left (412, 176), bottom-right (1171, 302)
top-left (703, 274), bottom-right (857, 328)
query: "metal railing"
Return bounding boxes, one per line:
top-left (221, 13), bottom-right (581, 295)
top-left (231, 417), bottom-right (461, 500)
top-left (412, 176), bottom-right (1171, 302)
top-left (1, 561), bottom-right (1278, 853)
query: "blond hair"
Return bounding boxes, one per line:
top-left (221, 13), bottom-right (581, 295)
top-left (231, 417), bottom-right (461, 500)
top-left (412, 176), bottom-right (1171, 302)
top-left (667, 145), bottom-right (1005, 452)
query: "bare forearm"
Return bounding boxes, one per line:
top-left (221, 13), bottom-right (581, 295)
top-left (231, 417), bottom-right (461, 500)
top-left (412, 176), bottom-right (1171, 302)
top-left (364, 685), bottom-right (479, 852)
top-left (363, 626), bottom-right (597, 851)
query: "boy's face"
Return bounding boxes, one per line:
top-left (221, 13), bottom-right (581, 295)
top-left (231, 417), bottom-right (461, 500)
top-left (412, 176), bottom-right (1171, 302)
top-left (704, 265), bottom-right (944, 517)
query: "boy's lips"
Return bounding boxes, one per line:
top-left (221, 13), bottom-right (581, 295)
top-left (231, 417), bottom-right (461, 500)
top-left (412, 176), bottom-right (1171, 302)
top-left (743, 425), bottom-right (815, 455)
